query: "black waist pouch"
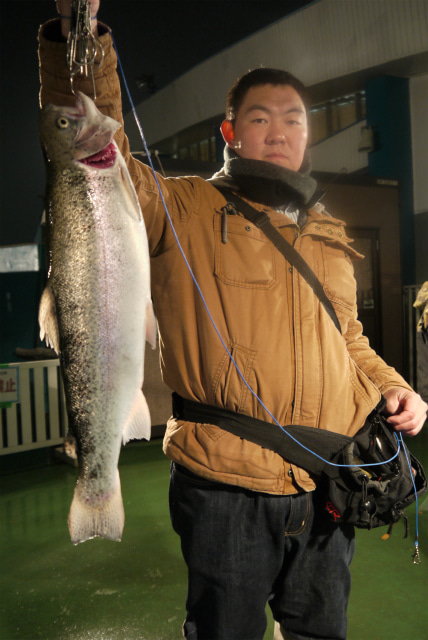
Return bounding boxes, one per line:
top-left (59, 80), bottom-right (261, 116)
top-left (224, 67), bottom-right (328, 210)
top-left (172, 393), bottom-right (427, 530)
top-left (323, 404), bottom-right (426, 529)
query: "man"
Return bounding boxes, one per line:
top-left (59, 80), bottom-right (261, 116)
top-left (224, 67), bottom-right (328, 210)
top-left (40, 3), bottom-right (427, 639)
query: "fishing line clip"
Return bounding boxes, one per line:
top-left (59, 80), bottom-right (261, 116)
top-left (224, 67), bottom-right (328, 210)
top-left (66, 0), bottom-right (104, 99)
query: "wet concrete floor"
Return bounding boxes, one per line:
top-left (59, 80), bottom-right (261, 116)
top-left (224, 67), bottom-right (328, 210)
top-left (1, 434), bottom-right (427, 639)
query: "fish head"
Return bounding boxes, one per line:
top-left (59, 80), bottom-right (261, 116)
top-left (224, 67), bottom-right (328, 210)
top-left (39, 92), bottom-right (121, 169)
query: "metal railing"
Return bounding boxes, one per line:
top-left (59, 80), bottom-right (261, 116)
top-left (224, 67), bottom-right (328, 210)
top-left (0, 360), bottom-right (68, 455)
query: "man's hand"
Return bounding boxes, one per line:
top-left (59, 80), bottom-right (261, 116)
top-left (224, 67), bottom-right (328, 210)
top-left (383, 387), bottom-right (427, 437)
top-left (55, 0), bottom-right (100, 38)
top-left (56, 0), bottom-right (100, 16)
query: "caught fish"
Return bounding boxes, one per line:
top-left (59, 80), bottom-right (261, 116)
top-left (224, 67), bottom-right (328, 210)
top-left (39, 92), bottom-right (157, 545)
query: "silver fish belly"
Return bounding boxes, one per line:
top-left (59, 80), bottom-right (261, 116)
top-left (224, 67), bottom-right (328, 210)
top-left (39, 92), bottom-right (156, 545)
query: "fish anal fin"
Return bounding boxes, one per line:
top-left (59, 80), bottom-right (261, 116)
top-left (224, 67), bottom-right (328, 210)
top-left (38, 285), bottom-right (60, 354)
top-left (68, 470), bottom-right (124, 545)
top-left (122, 391), bottom-right (151, 445)
top-left (146, 300), bottom-right (157, 349)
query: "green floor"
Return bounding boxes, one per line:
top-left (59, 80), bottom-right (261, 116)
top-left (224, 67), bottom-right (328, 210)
top-left (1, 431), bottom-right (427, 640)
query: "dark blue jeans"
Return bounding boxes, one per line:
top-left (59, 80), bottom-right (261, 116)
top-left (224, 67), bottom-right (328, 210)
top-left (169, 463), bottom-right (355, 640)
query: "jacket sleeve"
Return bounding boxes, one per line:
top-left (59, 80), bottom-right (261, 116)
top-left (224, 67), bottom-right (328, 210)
top-left (343, 308), bottom-right (414, 394)
top-left (38, 19), bottom-right (196, 257)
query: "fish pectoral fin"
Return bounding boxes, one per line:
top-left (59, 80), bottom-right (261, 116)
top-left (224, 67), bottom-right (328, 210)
top-left (122, 391), bottom-right (151, 445)
top-left (146, 300), bottom-right (157, 349)
top-left (68, 470), bottom-right (124, 545)
top-left (38, 285), bottom-right (60, 354)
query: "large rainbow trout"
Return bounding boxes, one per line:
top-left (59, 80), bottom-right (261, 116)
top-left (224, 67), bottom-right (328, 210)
top-left (39, 92), bottom-right (156, 544)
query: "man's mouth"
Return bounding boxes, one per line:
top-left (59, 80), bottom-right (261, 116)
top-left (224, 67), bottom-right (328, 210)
top-left (265, 153), bottom-right (290, 165)
top-left (265, 152), bottom-right (288, 159)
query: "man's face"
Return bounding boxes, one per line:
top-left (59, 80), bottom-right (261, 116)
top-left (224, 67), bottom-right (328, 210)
top-left (231, 84), bottom-right (308, 172)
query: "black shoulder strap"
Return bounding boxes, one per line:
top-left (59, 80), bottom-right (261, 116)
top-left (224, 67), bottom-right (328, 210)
top-left (214, 186), bottom-right (342, 333)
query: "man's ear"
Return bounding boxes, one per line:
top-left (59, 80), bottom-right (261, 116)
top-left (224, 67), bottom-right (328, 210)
top-left (220, 120), bottom-right (235, 146)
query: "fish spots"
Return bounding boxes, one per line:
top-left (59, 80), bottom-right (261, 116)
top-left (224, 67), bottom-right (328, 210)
top-left (88, 468), bottom-right (100, 480)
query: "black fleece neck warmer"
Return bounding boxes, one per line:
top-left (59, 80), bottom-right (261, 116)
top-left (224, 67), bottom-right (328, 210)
top-left (222, 146), bottom-right (318, 208)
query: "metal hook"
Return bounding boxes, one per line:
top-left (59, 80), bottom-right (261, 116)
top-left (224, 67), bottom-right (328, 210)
top-left (66, 0), bottom-right (104, 99)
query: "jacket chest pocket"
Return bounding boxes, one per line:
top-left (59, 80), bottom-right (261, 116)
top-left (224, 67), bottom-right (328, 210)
top-left (320, 241), bottom-right (361, 316)
top-left (213, 215), bottom-right (277, 289)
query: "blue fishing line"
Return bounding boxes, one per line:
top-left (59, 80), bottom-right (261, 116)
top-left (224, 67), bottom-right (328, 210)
top-left (399, 432), bottom-right (420, 554)
top-left (110, 29), bottom-right (404, 472)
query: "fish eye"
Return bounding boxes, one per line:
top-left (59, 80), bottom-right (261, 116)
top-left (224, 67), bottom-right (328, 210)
top-left (56, 117), bottom-right (70, 130)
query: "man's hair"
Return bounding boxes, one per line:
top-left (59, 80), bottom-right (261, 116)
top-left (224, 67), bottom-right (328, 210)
top-left (225, 67), bottom-right (310, 122)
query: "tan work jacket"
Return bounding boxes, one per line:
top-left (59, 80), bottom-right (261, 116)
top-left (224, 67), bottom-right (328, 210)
top-left (39, 24), bottom-right (413, 495)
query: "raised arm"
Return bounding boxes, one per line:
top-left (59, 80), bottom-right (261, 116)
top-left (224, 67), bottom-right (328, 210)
top-left (39, 0), bottom-right (198, 256)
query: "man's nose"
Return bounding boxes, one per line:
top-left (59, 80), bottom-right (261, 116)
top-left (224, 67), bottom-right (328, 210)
top-left (266, 124), bottom-right (286, 144)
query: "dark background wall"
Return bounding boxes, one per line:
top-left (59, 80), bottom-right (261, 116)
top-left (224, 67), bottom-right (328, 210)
top-left (0, 0), bottom-right (312, 246)
top-left (320, 180), bottom-right (404, 374)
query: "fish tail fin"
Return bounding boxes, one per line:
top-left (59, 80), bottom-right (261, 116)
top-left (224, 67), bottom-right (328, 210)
top-left (68, 471), bottom-right (125, 545)
top-left (122, 391), bottom-right (151, 445)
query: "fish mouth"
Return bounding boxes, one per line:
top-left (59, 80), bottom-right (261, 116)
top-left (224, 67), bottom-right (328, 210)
top-left (79, 142), bottom-right (117, 169)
